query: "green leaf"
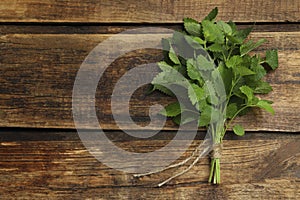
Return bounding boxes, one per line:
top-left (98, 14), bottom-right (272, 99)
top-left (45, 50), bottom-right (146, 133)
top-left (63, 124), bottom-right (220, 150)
top-left (161, 38), bottom-right (170, 52)
top-left (265, 49), bottom-right (279, 70)
top-left (172, 115), bottom-right (181, 125)
top-left (198, 105), bottom-right (211, 127)
top-left (173, 64), bottom-right (185, 74)
top-left (202, 20), bottom-right (224, 44)
top-left (188, 84), bottom-right (205, 105)
top-left (157, 61), bottom-right (185, 77)
top-left (249, 56), bottom-right (266, 81)
top-left (256, 100), bottom-right (275, 115)
top-left (207, 93), bottom-right (219, 105)
top-left (204, 7), bottom-right (218, 21)
top-left (240, 39), bottom-right (267, 56)
top-left (184, 35), bottom-right (204, 49)
top-left (152, 63), bottom-right (189, 90)
top-left (171, 31), bottom-right (186, 47)
top-left (226, 26), bottom-right (253, 44)
top-left (152, 84), bottom-right (174, 96)
top-left (212, 52), bottom-right (224, 61)
top-left (172, 31), bottom-right (195, 59)
top-left (161, 38), bottom-right (173, 64)
top-left (203, 80), bottom-right (220, 105)
top-left (227, 35), bottom-right (243, 44)
top-left (197, 99), bottom-right (209, 111)
top-left (234, 66), bottom-right (256, 76)
top-left (227, 20), bottom-right (237, 33)
top-left (197, 55), bottom-right (215, 71)
top-left (160, 102), bottom-right (182, 117)
top-left (217, 21), bottom-right (232, 35)
top-left (207, 43), bottom-right (224, 52)
top-left (211, 68), bottom-right (227, 102)
top-left (187, 59), bottom-right (204, 83)
top-left (169, 46), bottom-right (181, 65)
top-left (226, 55), bottom-right (243, 68)
top-left (240, 85), bottom-right (254, 104)
top-left (181, 115), bottom-right (197, 125)
top-left (183, 18), bottom-right (202, 36)
top-left (233, 124), bottom-right (245, 136)
top-left (236, 27), bottom-right (253, 41)
top-left (173, 111), bottom-right (198, 125)
top-left (228, 96), bottom-right (250, 116)
top-left (253, 81), bottom-right (273, 94)
top-left (218, 63), bottom-right (233, 94)
top-left (226, 103), bottom-right (238, 119)
top-left (157, 61), bottom-right (172, 71)
top-left (198, 105), bottom-right (221, 127)
top-left (192, 36), bottom-right (206, 45)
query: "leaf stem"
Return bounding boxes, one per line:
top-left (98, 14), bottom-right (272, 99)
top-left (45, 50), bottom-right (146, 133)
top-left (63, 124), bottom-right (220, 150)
top-left (227, 46), bottom-right (235, 60)
top-left (260, 60), bottom-right (266, 64)
top-left (208, 159), bottom-right (215, 182)
top-left (221, 105), bottom-right (249, 139)
top-left (204, 41), bottom-right (207, 50)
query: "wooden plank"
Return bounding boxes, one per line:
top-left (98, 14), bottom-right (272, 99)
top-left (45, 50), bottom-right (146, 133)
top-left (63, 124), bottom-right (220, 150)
top-left (0, 31), bottom-right (299, 131)
top-left (0, 130), bottom-right (299, 199)
top-left (0, 181), bottom-right (299, 200)
top-left (1, 24), bottom-right (300, 35)
top-left (0, 0), bottom-right (299, 23)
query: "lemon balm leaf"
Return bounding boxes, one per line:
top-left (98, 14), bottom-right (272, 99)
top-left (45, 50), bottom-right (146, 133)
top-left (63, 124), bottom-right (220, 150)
top-left (233, 124), bottom-right (245, 136)
top-left (240, 39), bottom-right (267, 56)
top-left (160, 102), bottom-right (182, 117)
top-left (256, 100), bottom-right (275, 115)
top-left (204, 7), bottom-right (218, 21)
top-left (265, 49), bottom-right (279, 70)
top-left (184, 18), bottom-right (202, 36)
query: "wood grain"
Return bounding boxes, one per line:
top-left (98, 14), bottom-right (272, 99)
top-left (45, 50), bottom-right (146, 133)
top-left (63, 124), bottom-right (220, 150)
top-left (1, 24), bottom-right (300, 35)
top-left (0, 181), bottom-right (299, 200)
top-left (0, 130), bottom-right (299, 199)
top-left (0, 31), bottom-right (299, 131)
top-left (0, 1), bottom-right (299, 199)
top-left (0, 0), bottom-right (299, 23)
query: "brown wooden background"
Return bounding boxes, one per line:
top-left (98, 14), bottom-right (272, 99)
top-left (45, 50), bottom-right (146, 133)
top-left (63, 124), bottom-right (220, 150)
top-left (0, 0), bottom-right (299, 199)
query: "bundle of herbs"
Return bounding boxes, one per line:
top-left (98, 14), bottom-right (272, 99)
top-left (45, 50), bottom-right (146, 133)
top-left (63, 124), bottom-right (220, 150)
top-left (135, 7), bottom-right (278, 185)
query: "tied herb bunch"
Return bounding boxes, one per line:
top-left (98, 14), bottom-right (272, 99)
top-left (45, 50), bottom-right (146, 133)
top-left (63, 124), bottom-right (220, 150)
top-left (137, 7), bottom-right (279, 185)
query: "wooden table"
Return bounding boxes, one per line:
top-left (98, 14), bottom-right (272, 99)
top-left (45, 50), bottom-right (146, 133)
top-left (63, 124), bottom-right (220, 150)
top-left (0, 1), bottom-right (299, 199)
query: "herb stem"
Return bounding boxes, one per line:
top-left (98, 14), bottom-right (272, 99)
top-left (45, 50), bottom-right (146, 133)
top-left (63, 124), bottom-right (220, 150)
top-left (221, 105), bottom-right (250, 139)
top-left (226, 76), bottom-right (241, 103)
top-left (260, 61), bottom-right (266, 64)
top-left (208, 159), bottom-right (215, 182)
top-left (227, 45), bottom-right (235, 60)
top-left (204, 41), bottom-right (207, 50)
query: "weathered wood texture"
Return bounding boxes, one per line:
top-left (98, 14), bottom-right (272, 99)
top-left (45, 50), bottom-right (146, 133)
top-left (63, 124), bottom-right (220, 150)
top-left (1, 24), bottom-right (300, 35)
top-left (0, 31), bottom-right (299, 131)
top-left (0, 0), bottom-right (299, 23)
top-left (0, 130), bottom-right (299, 199)
top-left (0, 1), bottom-right (299, 199)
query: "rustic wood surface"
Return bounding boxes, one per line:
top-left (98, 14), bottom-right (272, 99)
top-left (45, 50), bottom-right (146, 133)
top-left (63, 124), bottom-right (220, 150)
top-left (0, 30), bottom-right (299, 131)
top-left (0, 1), bottom-right (299, 199)
top-left (0, 0), bottom-right (299, 23)
top-left (1, 24), bottom-right (300, 34)
top-left (0, 130), bottom-right (299, 199)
